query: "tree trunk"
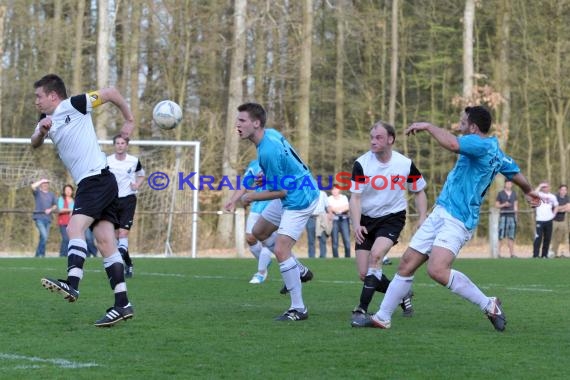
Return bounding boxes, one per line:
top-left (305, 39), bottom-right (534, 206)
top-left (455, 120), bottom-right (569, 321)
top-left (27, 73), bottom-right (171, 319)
top-left (96, 0), bottom-right (110, 138)
top-left (71, 0), bottom-right (86, 95)
top-left (334, 0), bottom-right (346, 175)
top-left (388, 0), bottom-right (398, 126)
top-left (463, 0), bottom-right (475, 101)
top-left (296, 0), bottom-right (313, 162)
top-left (216, 0), bottom-right (247, 247)
top-left (48, 0), bottom-right (62, 73)
top-left (0, 5), bottom-right (5, 136)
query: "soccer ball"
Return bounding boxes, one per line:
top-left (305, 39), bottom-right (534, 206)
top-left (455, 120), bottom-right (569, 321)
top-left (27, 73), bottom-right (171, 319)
top-left (152, 100), bottom-right (182, 130)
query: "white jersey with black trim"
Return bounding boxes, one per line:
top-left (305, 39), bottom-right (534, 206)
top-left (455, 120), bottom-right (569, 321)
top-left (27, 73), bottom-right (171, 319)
top-left (107, 153), bottom-right (145, 198)
top-left (350, 150), bottom-right (426, 218)
top-left (37, 93), bottom-right (107, 184)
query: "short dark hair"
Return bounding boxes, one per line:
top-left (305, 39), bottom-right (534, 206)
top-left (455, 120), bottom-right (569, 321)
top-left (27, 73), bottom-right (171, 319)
top-left (237, 102), bottom-right (266, 128)
top-left (371, 121), bottom-right (396, 144)
top-left (464, 106), bottom-right (492, 134)
top-left (34, 74), bottom-right (68, 99)
top-left (113, 134), bottom-right (129, 144)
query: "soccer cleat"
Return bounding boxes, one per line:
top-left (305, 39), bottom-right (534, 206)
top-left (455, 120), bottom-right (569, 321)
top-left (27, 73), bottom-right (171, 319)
top-left (94, 303), bottom-right (134, 327)
top-left (249, 272), bottom-right (267, 284)
top-left (41, 278), bottom-right (79, 303)
top-left (400, 291), bottom-right (414, 317)
top-left (300, 268), bottom-right (314, 282)
top-left (367, 314), bottom-right (391, 329)
top-left (485, 297), bottom-right (506, 332)
top-left (382, 257), bottom-right (392, 265)
top-left (350, 306), bottom-right (371, 327)
top-left (125, 266), bottom-right (134, 278)
top-left (275, 308), bottom-right (308, 321)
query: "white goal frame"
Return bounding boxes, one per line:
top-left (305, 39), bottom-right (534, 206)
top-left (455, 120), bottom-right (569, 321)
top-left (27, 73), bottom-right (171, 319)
top-left (0, 137), bottom-right (200, 258)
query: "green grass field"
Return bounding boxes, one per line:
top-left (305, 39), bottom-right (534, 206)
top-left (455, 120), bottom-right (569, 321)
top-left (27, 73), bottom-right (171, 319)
top-left (0, 257), bottom-right (568, 379)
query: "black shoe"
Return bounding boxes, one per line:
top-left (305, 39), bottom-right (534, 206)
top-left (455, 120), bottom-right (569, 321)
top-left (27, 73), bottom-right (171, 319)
top-left (125, 266), bottom-right (134, 278)
top-left (275, 308), bottom-right (308, 321)
top-left (350, 306), bottom-right (372, 327)
top-left (279, 284), bottom-right (289, 294)
top-left (300, 269), bottom-right (314, 282)
top-left (41, 278), bottom-right (79, 303)
top-left (485, 297), bottom-right (506, 332)
top-left (400, 291), bottom-right (414, 317)
top-left (94, 303), bottom-right (134, 327)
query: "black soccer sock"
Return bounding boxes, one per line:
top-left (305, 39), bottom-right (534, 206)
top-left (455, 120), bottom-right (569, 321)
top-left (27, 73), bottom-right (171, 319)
top-left (67, 239), bottom-right (87, 290)
top-left (375, 273), bottom-right (391, 293)
top-left (119, 247), bottom-right (133, 267)
top-left (358, 275), bottom-right (380, 312)
top-left (104, 257), bottom-right (129, 307)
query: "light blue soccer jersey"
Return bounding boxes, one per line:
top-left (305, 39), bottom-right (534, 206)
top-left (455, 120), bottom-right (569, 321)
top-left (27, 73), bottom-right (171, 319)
top-left (243, 159), bottom-right (270, 214)
top-left (436, 134), bottom-right (520, 230)
top-left (257, 128), bottom-right (319, 210)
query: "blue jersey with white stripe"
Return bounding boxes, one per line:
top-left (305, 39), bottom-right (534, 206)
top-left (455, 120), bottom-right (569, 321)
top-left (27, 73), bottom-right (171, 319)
top-left (257, 128), bottom-right (318, 210)
top-left (436, 134), bottom-right (520, 230)
top-left (243, 159), bottom-right (270, 214)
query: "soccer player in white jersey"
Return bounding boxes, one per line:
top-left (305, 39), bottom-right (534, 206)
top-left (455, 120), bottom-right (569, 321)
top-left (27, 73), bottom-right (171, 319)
top-left (236, 102), bottom-right (318, 321)
top-left (365, 106), bottom-right (541, 332)
top-left (107, 135), bottom-right (146, 278)
top-left (349, 121), bottom-right (428, 327)
top-left (31, 74), bottom-right (136, 327)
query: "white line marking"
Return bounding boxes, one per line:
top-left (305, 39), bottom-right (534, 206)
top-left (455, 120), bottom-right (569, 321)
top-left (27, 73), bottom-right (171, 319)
top-left (0, 353), bottom-right (99, 369)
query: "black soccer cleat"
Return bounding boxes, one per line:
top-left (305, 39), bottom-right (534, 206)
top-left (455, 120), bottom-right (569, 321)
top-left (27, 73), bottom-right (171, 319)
top-left (41, 278), bottom-right (79, 303)
top-left (94, 304), bottom-right (134, 327)
top-left (485, 297), bottom-right (506, 332)
top-left (350, 306), bottom-right (371, 327)
top-left (125, 266), bottom-right (134, 278)
top-left (275, 308), bottom-right (308, 321)
top-left (400, 290), bottom-right (414, 317)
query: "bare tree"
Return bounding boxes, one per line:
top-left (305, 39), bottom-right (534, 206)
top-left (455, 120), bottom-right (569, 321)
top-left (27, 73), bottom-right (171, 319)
top-left (96, 0), bottom-right (111, 138)
top-left (463, 0), bottom-right (475, 100)
top-left (216, 0), bottom-right (247, 244)
top-left (71, 0), bottom-right (86, 95)
top-left (296, 0), bottom-right (313, 162)
top-left (334, 0), bottom-right (346, 174)
top-left (0, 5), bottom-right (5, 136)
top-left (388, 0), bottom-right (398, 125)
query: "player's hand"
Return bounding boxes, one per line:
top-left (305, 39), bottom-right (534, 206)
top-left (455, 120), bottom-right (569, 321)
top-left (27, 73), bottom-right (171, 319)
top-left (254, 172), bottom-right (264, 187)
top-left (223, 200), bottom-right (236, 212)
top-left (120, 120), bottom-right (135, 139)
top-left (405, 122), bottom-right (432, 136)
top-left (353, 225), bottom-right (367, 245)
top-left (525, 191), bottom-right (542, 208)
top-left (240, 193), bottom-right (252, 207)
top-left (37, 117), bottom-right (52, 135)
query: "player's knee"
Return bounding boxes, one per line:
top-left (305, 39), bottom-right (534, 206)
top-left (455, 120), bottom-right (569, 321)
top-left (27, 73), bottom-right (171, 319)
top-left (245, 233), bottom-right (258, 245)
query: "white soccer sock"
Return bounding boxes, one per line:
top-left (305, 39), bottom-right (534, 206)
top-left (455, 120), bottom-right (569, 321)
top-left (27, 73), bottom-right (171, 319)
top-left (249, 241), bottom-right (263, 259)
top-left (118, 237), bottom-right (129, 251)
top-left (446, 269), bottom-right (489, 311)
top-left (280, 257), bottom-right (304, 311)
top-left (262, 233), bottom-right (276, 252)
top-left (367, 267), bottom-right (383, 281)
top-left (258, 247), bottom-right (272, 273)
top-left (377, 274), bottom-right (413, 321)
top-left (291, 254), bottom-right (308, 275)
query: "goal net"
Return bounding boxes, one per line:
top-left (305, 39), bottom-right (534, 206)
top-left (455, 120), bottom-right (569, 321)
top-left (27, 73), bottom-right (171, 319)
top-left (0, 138), bottom-right (200, 257)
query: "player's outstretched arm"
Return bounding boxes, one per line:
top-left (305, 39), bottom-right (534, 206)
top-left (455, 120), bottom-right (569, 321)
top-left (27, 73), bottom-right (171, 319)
top-left (31, 117), bottom-right (52, 148)
top-left (406, 122), bottom-right (459, 153)
top-left (511, 172), bottom-right (541, 207)
top-left (97, 87), bottom-right (135, 138)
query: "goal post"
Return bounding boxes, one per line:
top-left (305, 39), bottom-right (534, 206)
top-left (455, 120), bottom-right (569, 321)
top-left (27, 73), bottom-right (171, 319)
top-left (0, 137), bottom-right (200, 258)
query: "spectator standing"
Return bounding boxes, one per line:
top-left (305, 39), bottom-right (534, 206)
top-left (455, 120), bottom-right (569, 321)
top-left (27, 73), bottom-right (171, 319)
top-left (552, 185), bottom-right (569, 258)
top-left (57, 184), bottom-right (75, 257)
top-left (305, 190), bottom-right (331, 258)
top-left (495, 179), bottom-right (518, 258)
top-left (533, 182), bottom-right (558, 258)
top-left (328, 186), bottom-right (351, 258)
top-left (31, 178), bottom-right (57, 257)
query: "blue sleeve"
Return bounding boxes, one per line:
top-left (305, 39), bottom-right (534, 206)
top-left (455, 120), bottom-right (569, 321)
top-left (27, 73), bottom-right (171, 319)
top-left (57, 197), bottom-right (64, 209)
top-left (499, 154), bottom-right (520, 180)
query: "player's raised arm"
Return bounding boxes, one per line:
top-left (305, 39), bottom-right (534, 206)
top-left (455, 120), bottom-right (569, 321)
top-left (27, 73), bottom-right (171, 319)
top-left (405, 122), bottom-right (459, 153)
top-left (96, 87), bottom-right (135, 138)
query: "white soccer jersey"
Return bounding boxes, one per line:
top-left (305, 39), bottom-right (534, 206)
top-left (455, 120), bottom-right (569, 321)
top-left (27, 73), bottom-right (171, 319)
top-left (37, 94), bottom-right (107, 184)
top-left (350, 150), bottom-right (426, 218)
top-left (107, 153), bottom-right (145, 198)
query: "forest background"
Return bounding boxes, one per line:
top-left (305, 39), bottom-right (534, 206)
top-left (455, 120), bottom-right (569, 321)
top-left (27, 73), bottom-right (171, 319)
top-left (0, 0), bottom-right (568, 254)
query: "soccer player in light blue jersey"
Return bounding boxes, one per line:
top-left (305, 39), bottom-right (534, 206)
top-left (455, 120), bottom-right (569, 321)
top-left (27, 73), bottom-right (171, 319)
top-left (236, 102), bottom-right (319, 321)
top-left (365, 106), bottom-right (541, 332)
